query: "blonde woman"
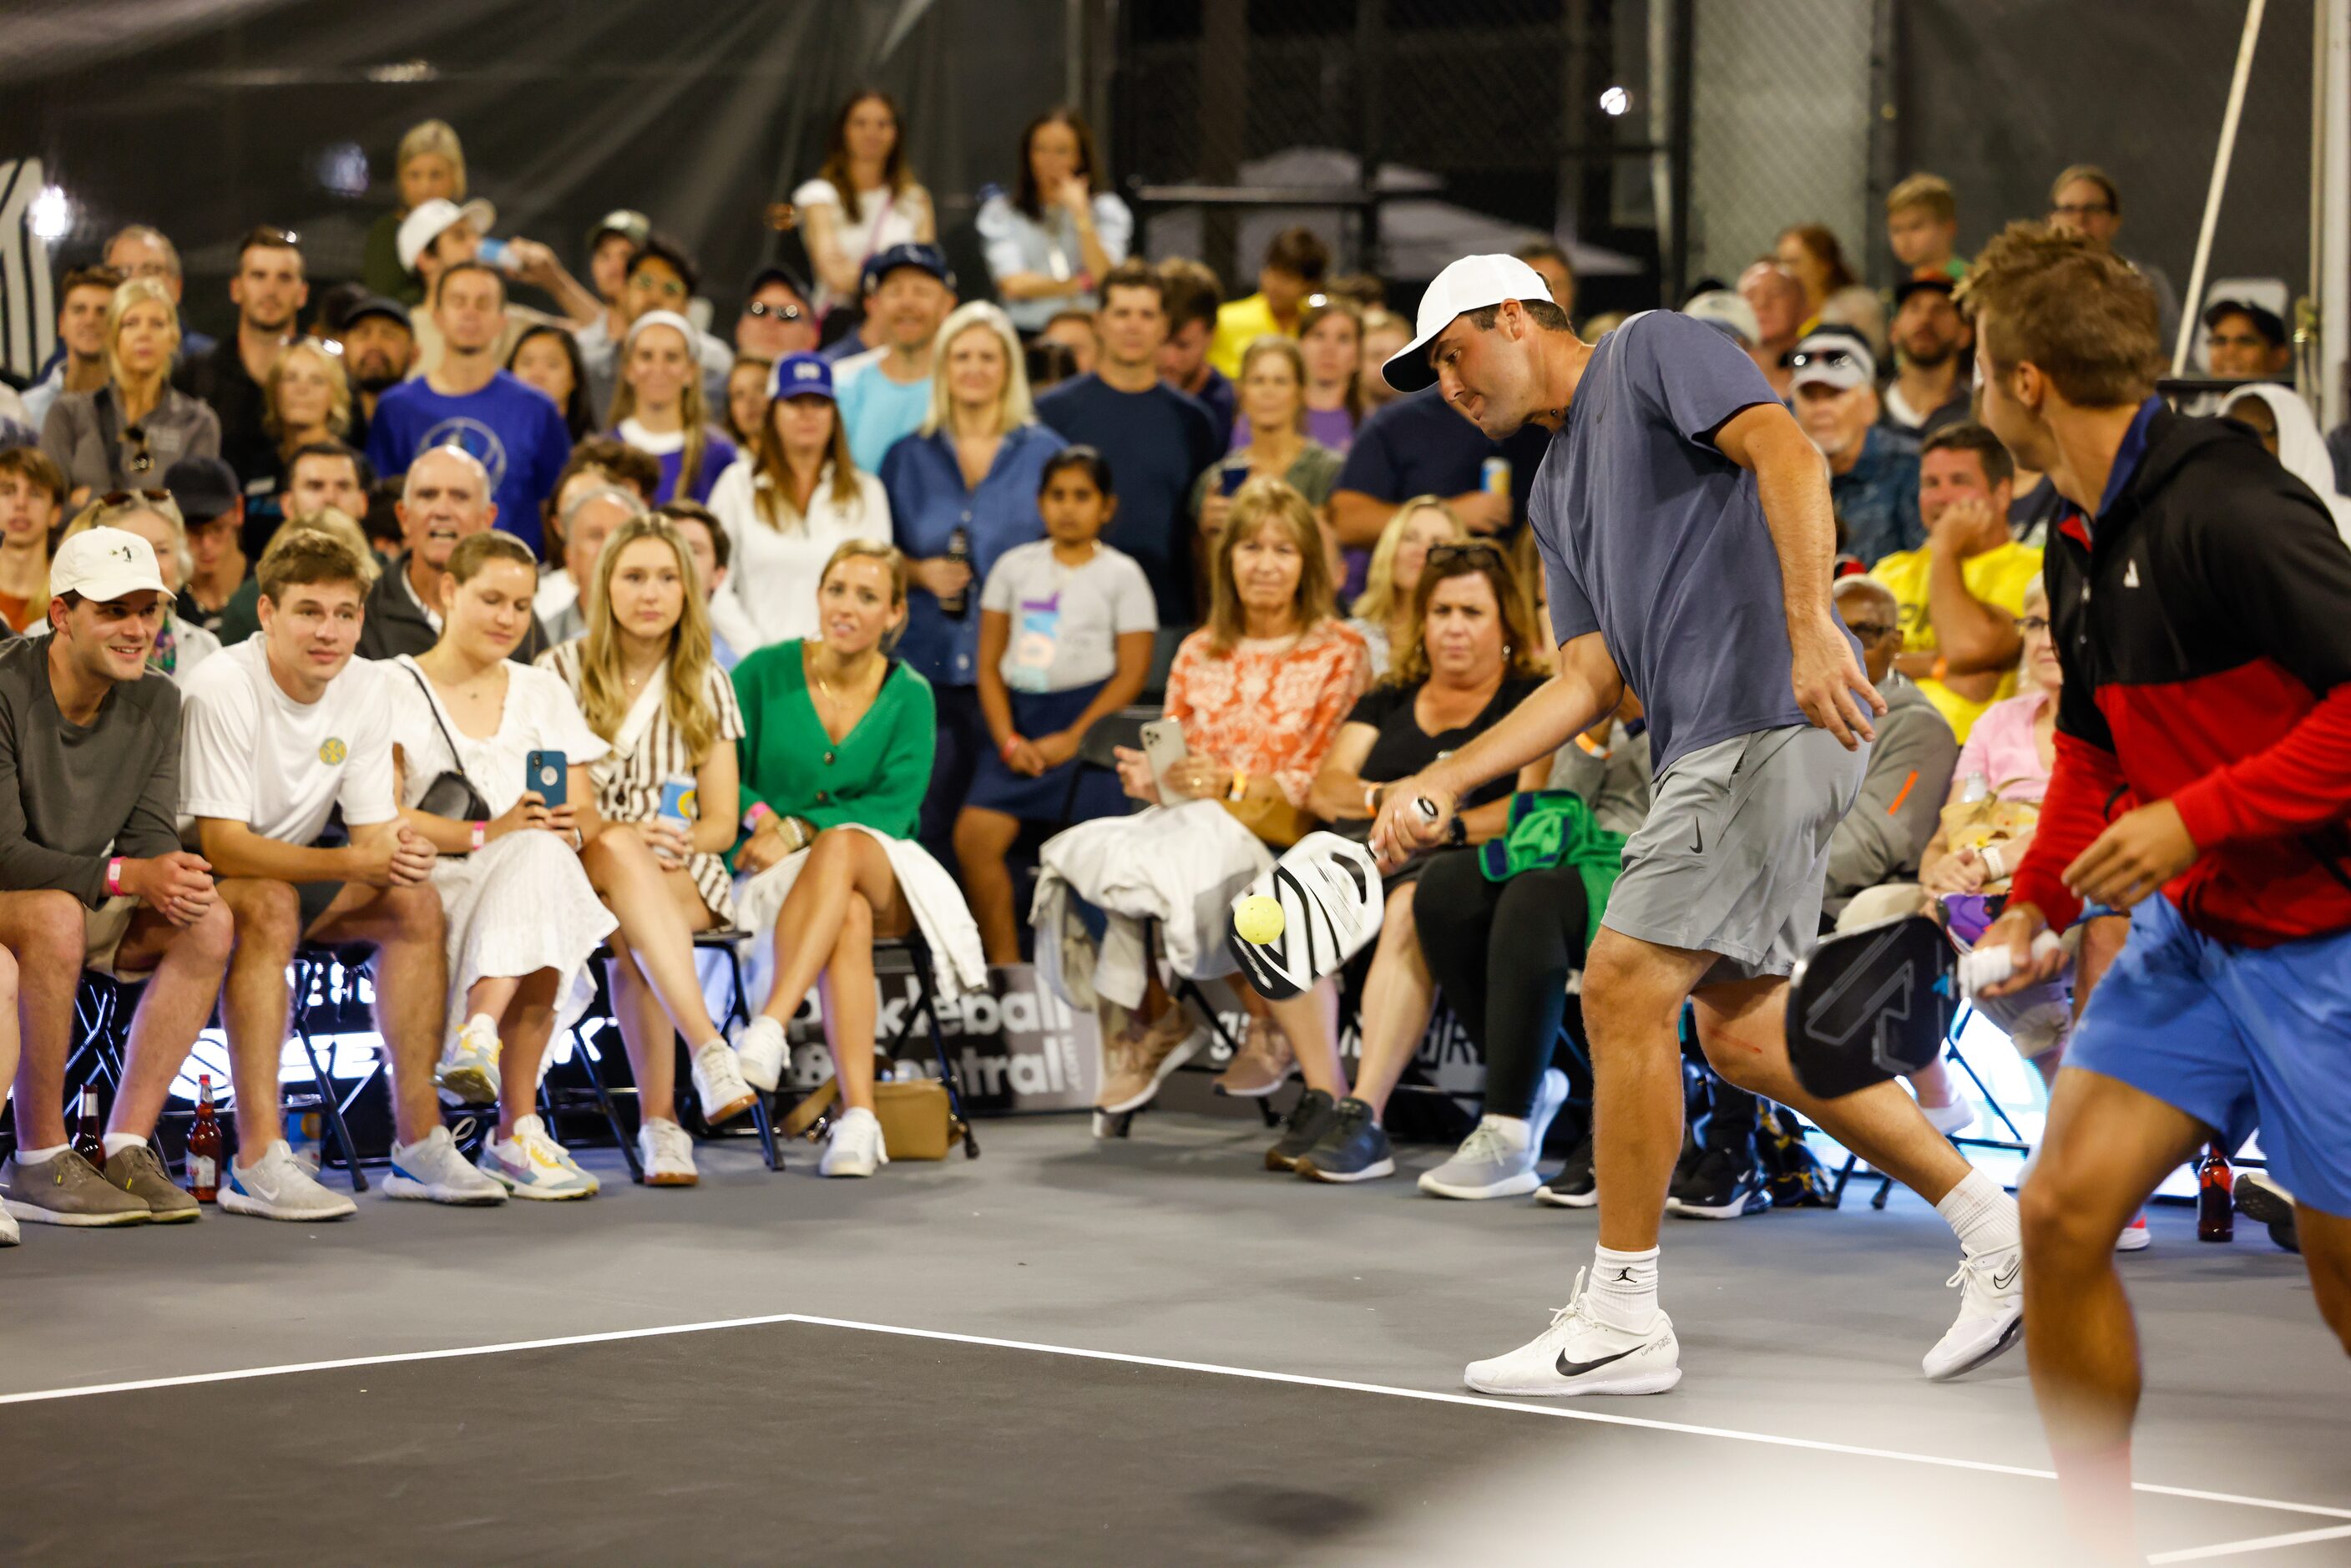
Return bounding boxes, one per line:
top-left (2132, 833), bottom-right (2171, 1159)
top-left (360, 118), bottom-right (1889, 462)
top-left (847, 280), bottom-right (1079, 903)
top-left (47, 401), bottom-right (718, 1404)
top-left (705, 352), bottom-right (891, 651)
top-left (794, 92), bottom-right (937, 319)
top-left (40, 279), bottom-right (220, 501)
top-left (1345, 495), bottom-right (1470, 677)
top-left (877, 301), bottom-right (1067, 855)
top-left (604, 311), bottom-right (738, 505)
top-left (540, 514), bottom-right (756, 1186)
top-left (367, 118), bottom-right (466, 304)
top-left (264, 339), bottom-right (351, 479)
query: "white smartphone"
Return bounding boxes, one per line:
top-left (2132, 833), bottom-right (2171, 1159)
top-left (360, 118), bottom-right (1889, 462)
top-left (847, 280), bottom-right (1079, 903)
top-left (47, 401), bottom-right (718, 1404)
top-left (1139, 719), bottom-right (1187, 800)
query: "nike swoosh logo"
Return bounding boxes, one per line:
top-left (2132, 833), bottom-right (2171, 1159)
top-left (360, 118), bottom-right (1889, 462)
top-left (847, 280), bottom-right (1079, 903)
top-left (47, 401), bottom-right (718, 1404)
top-left (1689, 821), bottom-right (1703, 855)
top-left (1556, 1345), bottom-right (1643, 1378)
top-left (1992, 1261), bottom-right (2019, 1290)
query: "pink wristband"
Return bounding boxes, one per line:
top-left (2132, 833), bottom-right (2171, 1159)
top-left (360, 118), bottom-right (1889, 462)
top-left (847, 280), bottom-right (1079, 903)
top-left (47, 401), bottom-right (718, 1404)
top-left (106, 857), bottom-right (124, 898)
top-left (470, 822), bottom-right (487, 852)
top-left (744, 802), bottom-right (773, 832)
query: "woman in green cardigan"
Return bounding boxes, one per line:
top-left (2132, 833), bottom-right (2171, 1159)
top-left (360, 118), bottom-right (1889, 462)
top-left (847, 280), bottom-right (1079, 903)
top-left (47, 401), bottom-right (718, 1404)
top-left (728, 539), bottom-right (937, 1176)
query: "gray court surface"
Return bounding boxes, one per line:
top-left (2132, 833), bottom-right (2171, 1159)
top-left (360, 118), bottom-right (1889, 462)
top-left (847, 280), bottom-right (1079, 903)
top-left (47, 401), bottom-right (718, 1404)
top-left (3, 1100), bottom-right (2344, 1565)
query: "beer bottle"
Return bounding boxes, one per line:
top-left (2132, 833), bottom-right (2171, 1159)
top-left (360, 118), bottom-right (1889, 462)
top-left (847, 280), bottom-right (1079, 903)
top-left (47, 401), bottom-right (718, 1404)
top-left (186, 1074), bottom-right (224, 1203)
top-left (2197, 1141), bottom-right (2234, 1242)
top-left (72, 1085), bottom-right (107, 1171)
top-left (941, 527), bottom-right (973, 619)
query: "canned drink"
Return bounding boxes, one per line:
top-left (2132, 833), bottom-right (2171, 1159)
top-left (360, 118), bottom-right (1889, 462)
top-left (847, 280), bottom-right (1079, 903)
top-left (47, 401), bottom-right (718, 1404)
top-left (1481, 457), bottom-right (1511, 495)
top-left (658, 776), bottom-right (698, 825)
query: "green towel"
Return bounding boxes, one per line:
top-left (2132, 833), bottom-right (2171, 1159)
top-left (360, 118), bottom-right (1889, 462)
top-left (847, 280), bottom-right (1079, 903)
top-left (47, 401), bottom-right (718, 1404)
top-left (1476, 791), bottom-right (1628, 948)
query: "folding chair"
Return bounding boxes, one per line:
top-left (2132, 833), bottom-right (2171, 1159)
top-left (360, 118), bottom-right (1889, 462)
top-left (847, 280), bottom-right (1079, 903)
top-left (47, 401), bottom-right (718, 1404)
top-left (287, 944), bottom-right (379, 1194)
top-left (1828, 1001), bottom-right (2037, 1208)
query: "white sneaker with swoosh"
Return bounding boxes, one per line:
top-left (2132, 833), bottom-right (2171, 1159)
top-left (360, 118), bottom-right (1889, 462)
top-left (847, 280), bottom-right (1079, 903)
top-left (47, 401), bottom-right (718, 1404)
top-left (1463, 1269), bottom-right (1681, 1397)
top-left (478, 1115), bottom-right (599, 1200)
top-left (1923, 1242), bottom-right (2024, 1379)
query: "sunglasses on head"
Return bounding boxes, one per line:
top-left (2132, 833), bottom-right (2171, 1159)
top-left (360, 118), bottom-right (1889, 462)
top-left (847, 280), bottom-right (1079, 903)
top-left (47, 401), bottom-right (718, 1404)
top-left (1425, 542), bottom-right (1504, 569)
top-left (121, 426), bottom-right (154, 476)
top-left (744, 301), bottom-right (802, 322)
top-left (1787, 346), bottom-right (1863, 373)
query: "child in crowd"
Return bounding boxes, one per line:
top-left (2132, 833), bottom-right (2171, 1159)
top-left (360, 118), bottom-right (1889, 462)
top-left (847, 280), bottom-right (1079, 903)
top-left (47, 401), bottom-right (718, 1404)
top-left (953, 448), bottom-right (1156, 961)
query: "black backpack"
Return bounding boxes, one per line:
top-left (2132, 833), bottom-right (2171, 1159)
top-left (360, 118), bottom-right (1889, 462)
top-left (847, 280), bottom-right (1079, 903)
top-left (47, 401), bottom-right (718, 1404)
top-left (1755, 1101), bottom-right (1840, 1209)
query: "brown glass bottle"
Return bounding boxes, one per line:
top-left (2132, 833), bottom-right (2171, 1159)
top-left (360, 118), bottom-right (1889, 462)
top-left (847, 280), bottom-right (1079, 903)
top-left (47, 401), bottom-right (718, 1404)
top-left (2197, 1141), bottom-right (2234, 1242)
top-left (185, 1075), bottom-right (224, 1203)
top-left (72, 1085), bottom-right (106, 1171)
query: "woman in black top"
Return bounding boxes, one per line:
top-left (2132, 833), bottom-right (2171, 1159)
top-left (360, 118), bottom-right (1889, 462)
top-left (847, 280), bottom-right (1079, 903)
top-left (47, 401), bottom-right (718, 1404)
top-left (1270, 543), bottom-right (1553, 1178)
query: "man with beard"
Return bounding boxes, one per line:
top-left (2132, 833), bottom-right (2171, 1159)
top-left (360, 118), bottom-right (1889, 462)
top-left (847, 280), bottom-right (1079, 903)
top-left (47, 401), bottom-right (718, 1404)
top-left (329, 295), bottom-right (418, 450)
top-left (1789, 327), bottom-right (1923, 564)
top-left (174, 226), bottom-right (309, 488)
top-left (356, 444), bottom-right (549, 661)
top-left (1880, 278), bottom-right (1972, 438)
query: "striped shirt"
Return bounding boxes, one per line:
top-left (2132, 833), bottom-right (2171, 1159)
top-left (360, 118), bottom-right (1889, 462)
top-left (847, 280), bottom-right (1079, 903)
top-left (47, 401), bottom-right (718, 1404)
top-left (538, 640), bottom-right (746, 927)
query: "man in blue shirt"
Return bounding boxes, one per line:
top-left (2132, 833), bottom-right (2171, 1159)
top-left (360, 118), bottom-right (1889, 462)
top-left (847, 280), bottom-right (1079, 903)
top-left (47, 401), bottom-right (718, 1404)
top-left (1037, 260), bottom-right (1221, 637)
top-left (1330, 384), bottom-right (1549, 564)
top-left (1155, 258), bottom-right (1236, 451)
top-left (834, 245), bottom-right (958, 472)
top-left (1788, 327), bottom-right (1924, 565)
top-left (367, 261), bottom-right (571, 558)
top-left (1371, 256), bottom-right (2021, 1399)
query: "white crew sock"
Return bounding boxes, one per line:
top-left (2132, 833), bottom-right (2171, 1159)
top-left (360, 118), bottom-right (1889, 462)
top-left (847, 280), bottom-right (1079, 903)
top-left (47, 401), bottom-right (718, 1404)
top-left (1588, 1244), bottom-right (1661, 1332)
top-left (102, 1132), bottom-right (148, 1159)
top-left (1477, 1115), bottom-right (1530, 1151)
top-left (13, 1143), bottom-right (68, 1166)
top-left (1936, 1167), bottom-right (2021, 1255)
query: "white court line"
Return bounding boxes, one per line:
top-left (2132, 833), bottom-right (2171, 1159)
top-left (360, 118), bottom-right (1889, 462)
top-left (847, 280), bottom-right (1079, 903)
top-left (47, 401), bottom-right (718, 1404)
top-left (2148, 1523), bottom-right (2351, 1563)
top-left (5, 1309), bottom-right (2347, 1536)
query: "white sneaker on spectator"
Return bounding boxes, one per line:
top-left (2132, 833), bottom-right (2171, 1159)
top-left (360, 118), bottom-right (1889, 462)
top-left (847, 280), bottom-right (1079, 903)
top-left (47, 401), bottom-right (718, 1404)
top-left (638, 1117), bottom-right (699, 1186)
top-left (218, 1139), bottom-right (358, 1222)
top-left (820, 1106), bottom-right (887, 1177)
top-left (2116, 1211), bottom-right (2151, 1252)
top-left (691, 1039), bottom-right (757, 1125)
top-left (0, 1203), bottom-right (18, 1246)
top-left (1923, 1242), bottom-right (2023, 1379)
top-left (436, 1014), bottom-right (502, 1107)
top-left (1917, 1096), bottom-right (1974, 1136)
top-left (735, 1015), bottom-right (787, 1093)
top-left (384, 1126), bottom-right (507, 1206)
top-left (478, 1115), bottom-right (599, 1200)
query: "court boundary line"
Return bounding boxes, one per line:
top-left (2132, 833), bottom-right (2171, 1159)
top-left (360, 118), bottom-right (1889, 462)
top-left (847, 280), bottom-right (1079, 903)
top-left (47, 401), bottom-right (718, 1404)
top-left (2146, 1522), bottom-right (2351, 1563)
top-left (4, 1308), bottom-right (2345, 1537)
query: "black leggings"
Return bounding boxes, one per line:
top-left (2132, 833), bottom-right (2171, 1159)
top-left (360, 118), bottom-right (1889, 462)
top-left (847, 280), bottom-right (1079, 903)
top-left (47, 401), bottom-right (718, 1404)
top-left (1413, 850), bottom-right (1594, 1120)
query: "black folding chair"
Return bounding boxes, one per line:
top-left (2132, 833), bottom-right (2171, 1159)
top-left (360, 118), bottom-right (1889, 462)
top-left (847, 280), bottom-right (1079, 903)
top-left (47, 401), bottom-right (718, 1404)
top-left (287, 944), bottom-right (380, 1193)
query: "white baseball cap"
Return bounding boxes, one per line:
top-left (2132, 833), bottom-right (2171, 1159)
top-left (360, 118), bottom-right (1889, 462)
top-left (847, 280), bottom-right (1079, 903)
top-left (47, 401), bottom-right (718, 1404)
top-left (1381, 253), bottom-right (1556, 392)
top-left (51, 526), bottom-right (168, 603)
top-left (397, 196), bottom-right (498, 274)
top-left (1682, 290), bottom-right (1762, 349)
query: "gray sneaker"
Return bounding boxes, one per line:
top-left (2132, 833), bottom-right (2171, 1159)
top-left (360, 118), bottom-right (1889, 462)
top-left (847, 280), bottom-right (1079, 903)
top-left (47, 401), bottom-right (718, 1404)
top-left (1418, 1068), bottom-right (1570, 1201)
top-left (0, 1151), bottom-right (152, 1227)
top-left (104, 1143), bottom-right (200, 1223)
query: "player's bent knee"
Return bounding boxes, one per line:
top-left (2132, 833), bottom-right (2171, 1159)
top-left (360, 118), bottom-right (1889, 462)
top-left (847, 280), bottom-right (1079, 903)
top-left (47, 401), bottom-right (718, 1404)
top-left (2018, 1172), bottom-right (2123, 1264)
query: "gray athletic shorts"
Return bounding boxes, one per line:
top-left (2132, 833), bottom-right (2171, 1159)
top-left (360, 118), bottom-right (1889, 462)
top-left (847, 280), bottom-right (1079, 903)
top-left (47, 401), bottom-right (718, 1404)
top-left (1600, 725), bottom-right (1867, 986)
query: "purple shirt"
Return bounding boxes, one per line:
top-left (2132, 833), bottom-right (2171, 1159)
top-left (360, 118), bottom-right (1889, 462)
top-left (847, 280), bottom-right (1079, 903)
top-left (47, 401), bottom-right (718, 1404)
top-left (1231, 404), bottom-right (1356, 455)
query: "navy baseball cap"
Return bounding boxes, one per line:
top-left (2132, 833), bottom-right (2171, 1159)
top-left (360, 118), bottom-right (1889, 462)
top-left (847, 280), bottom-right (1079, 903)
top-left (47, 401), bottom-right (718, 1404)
top-left (339, 294), bottom-right (412, 333)
top-left (861, 242), bottom-right (953, 296)
top-left (767, 352), bottom-right (835, 402)
top-left (162, 455), bottom-right (241, 523)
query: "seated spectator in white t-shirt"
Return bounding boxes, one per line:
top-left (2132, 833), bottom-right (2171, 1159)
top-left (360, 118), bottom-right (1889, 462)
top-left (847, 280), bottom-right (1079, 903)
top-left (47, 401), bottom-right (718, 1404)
top-left (0, 526), bottom-right (231, 1231)
top-left (954, 447), bottom-right (1155, 961)
top-left (385, 531), bottom-right (660, 1200)
top-left (179, 528), bottom-right (505, 1216)
top-left (793, 91), bottom-right (936, 320)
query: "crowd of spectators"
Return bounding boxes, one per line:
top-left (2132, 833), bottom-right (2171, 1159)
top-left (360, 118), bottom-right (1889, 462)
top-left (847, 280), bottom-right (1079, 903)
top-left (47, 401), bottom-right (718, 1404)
top-left (0, 99), bottom-right (2343, 1237)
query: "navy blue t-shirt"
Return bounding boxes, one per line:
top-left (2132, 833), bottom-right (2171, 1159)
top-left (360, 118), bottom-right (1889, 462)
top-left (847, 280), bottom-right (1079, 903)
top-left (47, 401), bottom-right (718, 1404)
top-left (1531, 309), bottom-right (1829, 776)
top-left (1335, 383), bottom-right (1550, 523)
top-left (367, 370), bottom-right (573, 557)
top-left (1036, 373), bottom-right (1221, 626)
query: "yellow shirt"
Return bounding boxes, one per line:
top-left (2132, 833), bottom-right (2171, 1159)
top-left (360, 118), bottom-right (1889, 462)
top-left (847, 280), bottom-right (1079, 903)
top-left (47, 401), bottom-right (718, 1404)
top-left (1869, 540), bottom-right (2042, 741)
top-left (1209, 292), bottom-right (1286, 380)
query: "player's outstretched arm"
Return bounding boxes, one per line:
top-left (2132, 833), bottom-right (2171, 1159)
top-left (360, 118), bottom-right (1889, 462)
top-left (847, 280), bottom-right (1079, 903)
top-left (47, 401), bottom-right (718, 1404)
top-left (1715, 402), bottom-right (1886, 748)
top-left (1369, 630), bottom-right (1622, 867)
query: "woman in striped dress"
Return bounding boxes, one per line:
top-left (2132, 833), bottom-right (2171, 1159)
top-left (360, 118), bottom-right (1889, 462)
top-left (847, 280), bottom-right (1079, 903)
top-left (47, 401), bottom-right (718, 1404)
top-left (540, 514), bottom-right (752, 1186)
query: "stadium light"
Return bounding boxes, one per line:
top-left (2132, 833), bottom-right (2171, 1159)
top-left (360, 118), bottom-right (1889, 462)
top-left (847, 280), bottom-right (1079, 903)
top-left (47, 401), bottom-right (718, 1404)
top-left (1599, 86), bottom-right (1631, 117)
top-left (30, 185), bottom-right (71, 240)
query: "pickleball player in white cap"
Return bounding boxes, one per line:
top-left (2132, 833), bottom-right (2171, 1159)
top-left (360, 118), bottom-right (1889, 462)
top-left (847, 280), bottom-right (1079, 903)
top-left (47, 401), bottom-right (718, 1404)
top-left (1368, 256), bottom-right (2026, 1393)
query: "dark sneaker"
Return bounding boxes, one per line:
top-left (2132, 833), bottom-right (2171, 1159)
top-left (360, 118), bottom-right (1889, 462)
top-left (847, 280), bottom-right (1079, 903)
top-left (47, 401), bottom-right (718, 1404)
top-left (1669, 1140), bottom-right (1772, 1219)
top-left (1265, 1089), bottom-right (1339, 1171)
top-left (1534, 1135), bottom-right (1597, 1208)
top-left (104, 1144), bottom-right (200, 1223)
top-left (0, 1152), bottom-right (152, 1227)
top-left (1661, 1125), bottom-right (1704, 1210)
top-left (1295, 1098), bottom-right (1394, 1184)
top-left (2235, 1170), bottom-right (2300, 1254)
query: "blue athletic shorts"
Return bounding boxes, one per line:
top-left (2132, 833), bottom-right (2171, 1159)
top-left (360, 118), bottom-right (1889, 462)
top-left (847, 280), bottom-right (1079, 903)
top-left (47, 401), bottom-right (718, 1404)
top-left (2068, 894), bottom-right (2351, 1216)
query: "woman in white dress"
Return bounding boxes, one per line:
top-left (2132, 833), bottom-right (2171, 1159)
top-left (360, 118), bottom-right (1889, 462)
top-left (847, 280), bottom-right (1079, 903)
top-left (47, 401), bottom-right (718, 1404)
top-left (705, 352), bottom-right (891, 652)
top-left (540, 514), bottom-right (756, 1186)
top-left (387, 532), bottom-right (620, 1198)
top-left (793, 92), bottom-right (935, 320)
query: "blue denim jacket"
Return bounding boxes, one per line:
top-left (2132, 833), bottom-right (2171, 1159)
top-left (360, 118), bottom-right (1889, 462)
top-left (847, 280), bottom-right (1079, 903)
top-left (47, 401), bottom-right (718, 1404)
top-left (1834, 425), bottom-right (1924, 566)
top-left (879, 421), bottom-right (1069, 687)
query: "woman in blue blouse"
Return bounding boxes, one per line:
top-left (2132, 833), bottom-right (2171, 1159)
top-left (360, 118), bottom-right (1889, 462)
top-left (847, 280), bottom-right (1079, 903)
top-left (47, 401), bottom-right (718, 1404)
top-left (974, 109), bottom-right (1133, 336)
top-left (877, 301), bottom-right (1067, 857)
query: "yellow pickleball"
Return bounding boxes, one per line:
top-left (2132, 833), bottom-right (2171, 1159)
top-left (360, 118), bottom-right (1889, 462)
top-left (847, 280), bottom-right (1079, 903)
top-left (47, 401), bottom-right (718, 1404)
top-left (1234, 894), bottom-right (1286, 946)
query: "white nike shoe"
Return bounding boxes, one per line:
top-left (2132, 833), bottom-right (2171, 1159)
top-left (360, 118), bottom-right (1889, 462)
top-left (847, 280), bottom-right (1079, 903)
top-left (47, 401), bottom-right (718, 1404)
top-left (1922, 1242), bottom-right (2023, 1380)
top-left (735, 1016), bottom-right (787, 1094)
top-left (1463, 1269), bottom-right (1681, 1397)
top-left (383, 1126), bottom-right (508, 1206)
top-left (819, 1106), bottom-right (888, 1178)
top-left (218, 1139), bottom-right (358, 1222)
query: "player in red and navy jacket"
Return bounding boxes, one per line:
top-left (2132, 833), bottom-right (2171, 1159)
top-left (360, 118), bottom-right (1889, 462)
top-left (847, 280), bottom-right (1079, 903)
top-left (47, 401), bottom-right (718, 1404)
top-left (1966, 222), bottom-right (2351, 1554)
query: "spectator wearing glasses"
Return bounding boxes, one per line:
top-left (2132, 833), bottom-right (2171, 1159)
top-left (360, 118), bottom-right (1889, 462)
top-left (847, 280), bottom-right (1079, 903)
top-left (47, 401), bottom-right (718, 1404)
top-left (2202, 299), bottom-right (2291, 382)
top-left (174, 227), bottom-right (307, 488)
top-left (1735, 260), bottom-right (1807, 398)
top-left (1156, 258), bottom-right (1237, 451)
top-left (1882, 278), bottom-right (1974, 438)
top-left (20, 266), bottom-right (123, 435)
top-left (578, 234), bottom-right (735, 419)
top-left (880, 301), bottom-right (1068, 861)
top-left (1210, 226), bottom-right (1332, 380)
top-left (540, 514), bottom-right (759, 1181)
top-left (45, 492), bottom-right (225, 684)
top-left (42, 278), bottom-right (220, 505)
top-left (1776, 223), bottom-right (1886, 358)
top-left (1342, 495), bottom-right (1471, 679)
top-left (735, 266), bottom-right (821, 363)
top-left (0, 446), bottom-right (68, 635)
top-left (1280, 544), bottom-right (1555, 1184)
top-left (359, 444), bottom-right (551, 663)
top-left (0, 524), bottom-right (231, 1230)
top-left (834, 244), bottom-right (959, 473)
top-left (1869, 423), bottom-right (2042, 741)
top-left (707, 352), bottom-right (891, 652)
top-left (181, 527), bottom-right (504, 1215)
top-left (2045, 164), bottom-right (2182, 347)
top-left (1788, 328), bottom-right (1922, 564)
top-left (796, 91), bottom-right (937, 325)
top-left (978, 108), bottom-right (1133, 335)
top-left (605, 311), bottom-right (738, 505)
top-left (104, 225), bottom-right (215, 363)
top-left (1038, 262), bottom-right (1220, 646)
top-left (1823, 575), bottom-right (1959, 925)
top-left (1886, 173), bottom-right (1968, 285)
top-left (160, 455), bottom-right (245, 637)
top-left (507, 323), bottom-right (598, 443)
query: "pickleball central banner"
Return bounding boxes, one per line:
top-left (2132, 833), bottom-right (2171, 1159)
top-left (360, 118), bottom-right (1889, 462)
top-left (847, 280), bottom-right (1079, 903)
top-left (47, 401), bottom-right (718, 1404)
top-left (778, 963), bottom-right (1100, 1115)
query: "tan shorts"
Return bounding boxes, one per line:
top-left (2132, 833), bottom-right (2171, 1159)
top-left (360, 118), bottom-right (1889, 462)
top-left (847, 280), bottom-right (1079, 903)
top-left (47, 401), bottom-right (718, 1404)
top-left (83, 895), bottom-right (149, 982)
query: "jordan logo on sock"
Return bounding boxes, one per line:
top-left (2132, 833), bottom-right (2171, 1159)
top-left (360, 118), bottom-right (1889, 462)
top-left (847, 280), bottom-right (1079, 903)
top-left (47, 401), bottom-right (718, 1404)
top-left (1612, 1267), bottom-right (1640, 1283)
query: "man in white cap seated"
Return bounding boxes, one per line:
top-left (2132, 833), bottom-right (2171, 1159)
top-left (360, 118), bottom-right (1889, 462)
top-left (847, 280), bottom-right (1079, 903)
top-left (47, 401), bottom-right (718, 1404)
top-left (395, 195), bottom-right (599, 381)
top-left (1369, 254), bottom-right (2025, 1397)
top-left (0, 526), bottom-right (233, 1234)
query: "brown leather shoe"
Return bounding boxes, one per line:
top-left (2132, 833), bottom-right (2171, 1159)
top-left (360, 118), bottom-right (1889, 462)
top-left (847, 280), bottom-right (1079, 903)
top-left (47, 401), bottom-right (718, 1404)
top-left (1213, 1018), bottom-right (1295, 1098)
top-left (1096, 1003), bottom-right (1203, 1115)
